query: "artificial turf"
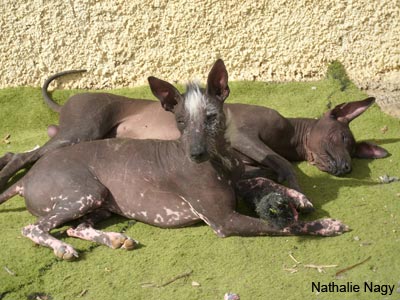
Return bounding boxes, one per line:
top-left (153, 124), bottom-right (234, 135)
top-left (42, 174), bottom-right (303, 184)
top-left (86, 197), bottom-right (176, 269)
top-left (0, 75), bottom-right (399, 300)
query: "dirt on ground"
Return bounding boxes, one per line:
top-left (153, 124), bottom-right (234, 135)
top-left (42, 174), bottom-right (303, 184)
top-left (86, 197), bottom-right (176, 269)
top-left (360, 70), bottom-right (400, 119)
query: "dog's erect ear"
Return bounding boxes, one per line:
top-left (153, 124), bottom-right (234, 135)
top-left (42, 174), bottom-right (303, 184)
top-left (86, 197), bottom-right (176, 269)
top-left (354, 141), bottom-right (389, 159)
top-left (148, 77), bottom-right (181, 112)
top-left (206, 59), bottom-right (230, 102)
top-left (328, 97), bottom-right (375, 123)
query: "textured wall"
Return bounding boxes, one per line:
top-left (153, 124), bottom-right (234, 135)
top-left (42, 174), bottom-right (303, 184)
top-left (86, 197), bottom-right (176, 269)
top-left (1, 0), bottom-right (399, 96)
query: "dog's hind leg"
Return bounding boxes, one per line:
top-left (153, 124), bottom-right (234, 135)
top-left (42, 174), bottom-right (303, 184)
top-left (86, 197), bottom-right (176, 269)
top-left (0, 138), bottom-right (73, 191)
top-left (22, 185), bottom-right (110, 260)
top-left (22, 223), bottom-right (79, 260)
top-left (0, 180), bottom-right (23, 205)
top-left (0, 152), bottom-right (14, 170)
top-left (0, 123), bottom-right (104, 191)
top-left (66, 209), bottom-right (138, 250)
top-left (0, 106), bottom-right (119, 192)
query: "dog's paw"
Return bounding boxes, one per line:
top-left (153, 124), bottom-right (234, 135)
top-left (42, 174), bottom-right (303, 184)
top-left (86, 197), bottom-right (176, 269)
top-left (121, 237), bottom-right (139, 250)
top-left (304, 218), bottom-right (350, 236)
top-left (108, 233), bottom-right (139, 250)
top-left (54, 244), bottom-right (79, 260)
top-left (287, 218), bottom-right (350, 236)
top-left (284, 188), bottom-right (314, 213)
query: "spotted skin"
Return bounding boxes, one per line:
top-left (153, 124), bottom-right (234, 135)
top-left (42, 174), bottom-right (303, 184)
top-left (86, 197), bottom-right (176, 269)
top-left (66, 223), bottom-right (138, 250)
top-left (22, 224), bottom-right (78, 260)
top-left (236, 177), bottom-right (314, 212)
top-left (282, 218), bottom-right (348, 236)
top-left (20, 181), bottom-right (108, 258)
top-left (0, 60), bottom-right (349, 260)
top-left (0, 69), bottom-right (388, 196)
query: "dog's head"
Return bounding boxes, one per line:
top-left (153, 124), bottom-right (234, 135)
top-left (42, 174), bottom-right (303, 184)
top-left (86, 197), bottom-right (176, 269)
top-left (148, 59), bottom-right (230, 163)
top-left (305, 97), bottom-right (388, 175)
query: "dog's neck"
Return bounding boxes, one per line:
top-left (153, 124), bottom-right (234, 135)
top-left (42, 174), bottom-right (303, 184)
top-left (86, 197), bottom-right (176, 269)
top-left (210, 134), bottom-right (244, 183)
top-left (289, 118), bottom-right (318, 162)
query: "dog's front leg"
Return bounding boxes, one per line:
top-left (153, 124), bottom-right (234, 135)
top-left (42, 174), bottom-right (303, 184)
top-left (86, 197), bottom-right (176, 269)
top-left (231, 133), bottom-right (301, 191)
top-left (235, 176), bottom-right (314, 213)
top-left (204, 210), bottom-right (349, 237)
top-left (181, 193), bottom-right (347, 237)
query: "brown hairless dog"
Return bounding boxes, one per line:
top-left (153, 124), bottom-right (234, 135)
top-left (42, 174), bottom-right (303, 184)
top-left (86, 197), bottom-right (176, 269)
top-left (0, 60), bottom-right (348, 260)
top-left (0, 67), bottom-right (387, 193)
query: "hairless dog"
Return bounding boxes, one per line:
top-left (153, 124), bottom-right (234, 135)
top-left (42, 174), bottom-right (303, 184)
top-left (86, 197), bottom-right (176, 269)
top-left (0, 60), bottom-right (348, 260)
top-left (0, 65), bottom-right (387, 193)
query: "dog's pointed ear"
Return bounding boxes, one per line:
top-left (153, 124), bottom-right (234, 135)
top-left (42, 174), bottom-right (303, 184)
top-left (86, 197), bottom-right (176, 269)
top-left (206, 59), bottom-right (230, 102)
top-left (354, 141), bottom-right (388, 159)
top-left (327, 97), bottom-right (375, 123)
top-left (148, 76), bottom-right (181, 112)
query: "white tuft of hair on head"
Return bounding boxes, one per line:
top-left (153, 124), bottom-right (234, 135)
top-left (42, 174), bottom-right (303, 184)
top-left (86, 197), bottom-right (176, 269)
top-left (184, 81), bottom-right (206, 120)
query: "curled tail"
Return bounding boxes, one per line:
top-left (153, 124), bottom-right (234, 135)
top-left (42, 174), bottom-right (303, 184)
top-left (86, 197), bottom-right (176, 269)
top-left (42, 69), bottom-right (86, 113)
top-left (0, 181), bottom-right (24, 205)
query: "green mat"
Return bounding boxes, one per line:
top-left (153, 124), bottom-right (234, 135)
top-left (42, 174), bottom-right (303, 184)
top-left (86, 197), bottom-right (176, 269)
top-left (0, 76), bottom-right (399, 300)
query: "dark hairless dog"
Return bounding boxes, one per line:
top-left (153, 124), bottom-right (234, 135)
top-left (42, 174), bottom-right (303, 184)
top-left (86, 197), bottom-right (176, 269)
top-left (0, 66), bottom-right (388, 193)
top-left (0, 60), bottom-right (348, 260)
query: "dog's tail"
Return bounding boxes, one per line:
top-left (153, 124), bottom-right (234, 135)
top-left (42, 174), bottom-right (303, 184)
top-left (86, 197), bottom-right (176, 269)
top-left (0, 180), bottom-right (24, 205)
top-left (42, 69), bottom-right (87, 113)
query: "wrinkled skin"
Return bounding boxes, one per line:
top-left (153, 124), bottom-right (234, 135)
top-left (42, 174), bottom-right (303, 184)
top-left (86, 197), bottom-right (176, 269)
top-left (303, 99), bottom-right (388, 175)
top-left (0, 71), bottom-right (388, 194)
top-left (0, 60), bottom-right (349, 260)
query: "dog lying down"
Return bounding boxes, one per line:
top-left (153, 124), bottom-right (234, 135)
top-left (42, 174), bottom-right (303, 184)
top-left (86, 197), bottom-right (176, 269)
top-left (0, 60), bottom-right (349, 260)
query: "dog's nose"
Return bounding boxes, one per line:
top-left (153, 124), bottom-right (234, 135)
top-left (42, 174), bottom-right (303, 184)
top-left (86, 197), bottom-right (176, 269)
top-left (333, 161), bottom-right (351, 176)
top-left (190, 146), bottom-right (209, 163)
top-left (342, 162), bottom-right (351, 173)
top-left (190, 151), bottom-right (209, 163)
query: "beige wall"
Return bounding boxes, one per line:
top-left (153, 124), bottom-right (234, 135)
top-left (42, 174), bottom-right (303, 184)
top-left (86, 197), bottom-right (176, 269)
top-left (1, 0), bottom-right (399, 95)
